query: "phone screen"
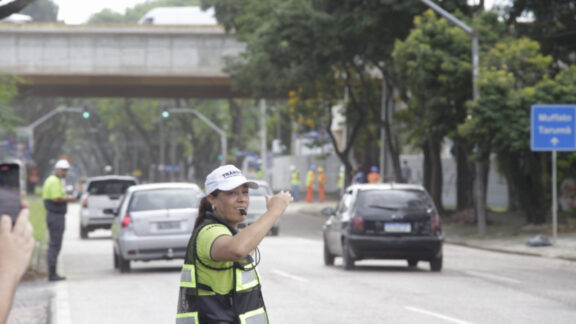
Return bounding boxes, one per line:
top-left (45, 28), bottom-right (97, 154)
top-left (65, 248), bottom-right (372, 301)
top-left (0, 163), bottom-right (21, 223)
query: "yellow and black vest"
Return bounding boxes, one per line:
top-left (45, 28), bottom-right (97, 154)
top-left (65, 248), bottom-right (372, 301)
top-left (176, 213), bottom-right (268, 324)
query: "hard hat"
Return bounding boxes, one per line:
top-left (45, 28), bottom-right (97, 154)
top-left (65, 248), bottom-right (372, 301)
top-left (54, 160), bottom-right (70, 169)
top-left (290, 165), bottom-right (295, 171)
top-left (104, 165), bottom-right (113, 173)
top-left (318, 167), bottom-right (324, 172)
top-left (370, 166), bottom-right (378, 172)
top-left (310, 164), bottom-right (316, 170)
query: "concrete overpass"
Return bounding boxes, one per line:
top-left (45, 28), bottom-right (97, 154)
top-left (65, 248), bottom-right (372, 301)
top-left (0, 24), bottom-right (247, 98)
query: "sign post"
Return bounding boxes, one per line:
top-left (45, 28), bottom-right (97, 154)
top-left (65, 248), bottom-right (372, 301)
top-left (531, 104), bottom-right (576, 243)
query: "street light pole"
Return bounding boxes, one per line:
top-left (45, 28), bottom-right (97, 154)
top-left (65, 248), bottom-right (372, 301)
top-left (166, 108), bottom-right (227, 165)
top-left (16, 106), bottom-right (83, 155)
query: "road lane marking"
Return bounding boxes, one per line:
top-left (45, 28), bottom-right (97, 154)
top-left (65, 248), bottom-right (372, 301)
top-left (271, 269), bottom-right (309, 283)
top-left (53, 281), bottom-right (72, 324)
top-left (405, 306), bottom-right (473, 324)
top-left (465, 271), bottom-right (522, 284)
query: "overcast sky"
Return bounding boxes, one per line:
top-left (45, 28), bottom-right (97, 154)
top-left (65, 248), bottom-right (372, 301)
top-left (51, 0), bottom-right (506, 25)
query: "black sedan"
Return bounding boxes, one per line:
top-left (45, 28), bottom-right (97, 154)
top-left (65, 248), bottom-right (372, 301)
top-left (322, 183), bottom-right (444, 271)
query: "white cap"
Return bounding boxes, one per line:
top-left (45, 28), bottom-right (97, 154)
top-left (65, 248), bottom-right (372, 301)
top-left (205, 164), bottom-right (258, 195)
top-left (54, 160), bottom-right (70, 169)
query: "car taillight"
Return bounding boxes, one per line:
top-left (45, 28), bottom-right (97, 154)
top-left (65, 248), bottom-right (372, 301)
top-left (121, 213), bottom-right (131, 228)
top-left (430, 212), bottom-right (440, 232)
top-left (353, 213), bottom-right (364, 232)
top-left (82, 196), bottom-right (88, 208)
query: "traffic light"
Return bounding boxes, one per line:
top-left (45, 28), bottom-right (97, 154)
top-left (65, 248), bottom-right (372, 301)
top-left (82, 111), bottom-right (91, 119)
top-left (161, 110), bottom-right (170, 118)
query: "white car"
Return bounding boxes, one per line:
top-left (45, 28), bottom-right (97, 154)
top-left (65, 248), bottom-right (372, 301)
top-left (79, 175), bottom-right (138, 239)
top-left (238, 180), bottom-right (279, 236)
top-left (111, 182), bottom-right (203, 272)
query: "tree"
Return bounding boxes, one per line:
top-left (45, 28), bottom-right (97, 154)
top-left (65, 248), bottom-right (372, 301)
top-left (204, 0), bottom-right (419, 184)
top-left (505, 0), bottom-right (576, 68)
top-left (392, 9), bottom-right (473, 211)
top-left (461, 37), bottom-right (553, 224)
top-left (0, 75), bottom-right (22, 129)
top-left (88, 0), bottom-right (201, 24)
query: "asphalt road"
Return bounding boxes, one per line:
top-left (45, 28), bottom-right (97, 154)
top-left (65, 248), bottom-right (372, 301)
top-left (51, 203), bottom-right (576, 324)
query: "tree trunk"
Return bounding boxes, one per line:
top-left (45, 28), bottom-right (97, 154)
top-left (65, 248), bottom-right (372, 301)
top-left (454, 140), bottom-right (474, 209)
top-left (474, 155), bottom-right (489, 235)
top-left (428, 138), bottom-right (444, 213)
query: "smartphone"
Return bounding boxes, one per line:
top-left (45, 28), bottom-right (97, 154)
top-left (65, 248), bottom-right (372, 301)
top-left (0, 163), bottom-right (21, 223)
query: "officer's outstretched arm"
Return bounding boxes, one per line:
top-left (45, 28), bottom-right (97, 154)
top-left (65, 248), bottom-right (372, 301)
top-left (211, 191), bottom-right (292, 262)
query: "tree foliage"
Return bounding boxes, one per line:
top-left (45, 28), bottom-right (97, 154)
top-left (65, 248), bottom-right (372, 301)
top-left (88, 0), bottom-right (201, 24)
top-left (204, 0), bottom-right (420, 183)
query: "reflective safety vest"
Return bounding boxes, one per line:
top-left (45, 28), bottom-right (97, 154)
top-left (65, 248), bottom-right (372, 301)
top-left (317, 172), bottom-right (326, 186)
top-left (176, 213), bottom-right (268, 324)
top-left (291, 170), bottom-right (300, 186)
top-left (306, 170), bottom-right (315, 187)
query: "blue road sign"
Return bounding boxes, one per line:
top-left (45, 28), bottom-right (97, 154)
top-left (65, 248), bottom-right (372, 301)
top-left (531, 105), bottom-right (576, 151)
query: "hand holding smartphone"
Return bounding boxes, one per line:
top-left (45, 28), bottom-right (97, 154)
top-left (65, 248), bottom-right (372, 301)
top-left (0, 163), bottom-right (22, 224)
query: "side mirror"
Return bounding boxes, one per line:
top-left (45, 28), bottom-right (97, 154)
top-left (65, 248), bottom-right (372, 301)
top-left (112, 208), bottom-right (119, 217)
top-left (321, 207), bottom-right (335, 216)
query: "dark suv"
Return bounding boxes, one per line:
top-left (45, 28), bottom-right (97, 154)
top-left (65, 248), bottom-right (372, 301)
top-left (79, 175), bottom-right (138, 239)
top-left (322, 183), bottom-right (444, 271)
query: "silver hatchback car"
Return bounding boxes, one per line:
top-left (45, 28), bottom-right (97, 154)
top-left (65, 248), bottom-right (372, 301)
top-left (111, 182), bottom-right (203, 272)
top-left (238, 180), bottom-right (279, 236)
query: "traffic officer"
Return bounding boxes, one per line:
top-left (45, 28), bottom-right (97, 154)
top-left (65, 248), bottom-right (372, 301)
top-left (42, 160), bottom-right (77, 281)
top-left (176, 164), bottom-right (293, 323)
top-left (290, 165), bottom-right (300, 201)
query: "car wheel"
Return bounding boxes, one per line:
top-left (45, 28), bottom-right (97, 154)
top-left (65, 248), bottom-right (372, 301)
top-left (343, 239), bottom-right (355, 270)
top-left (118, 253), bottom-right (131, 273)
top-left (80, 225), bottom-right (88, 239)
top-left (323, 242), bottom-right (335, 266)
top-left (407, 259), bottom-right (418, 268)
top-left (113, 249), bottom-right (119, 269)
top-left (430, 256), bottom-right (443, 272)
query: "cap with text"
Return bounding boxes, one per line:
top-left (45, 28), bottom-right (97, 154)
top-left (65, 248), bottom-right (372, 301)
top-left (205, 164), bottom-right (258, 195)
top-left (54, 160), bottom-right (70, 169)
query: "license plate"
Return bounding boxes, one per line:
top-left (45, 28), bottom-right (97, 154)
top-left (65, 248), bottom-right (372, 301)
top-left (384, 222), bottom-right (411, 233)
top-left (157, 221), bottom-right (180, 230)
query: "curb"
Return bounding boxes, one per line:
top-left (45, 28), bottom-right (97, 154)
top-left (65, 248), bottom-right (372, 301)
top-left (445, 239), bottom-right (576, 262)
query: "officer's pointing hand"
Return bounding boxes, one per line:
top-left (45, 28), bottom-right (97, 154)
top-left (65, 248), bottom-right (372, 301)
top-left (265, 190), bottom-right (293, 213)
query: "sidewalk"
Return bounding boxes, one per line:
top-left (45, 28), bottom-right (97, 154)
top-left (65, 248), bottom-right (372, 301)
top-left (290, 200), bottom-right (576, 262)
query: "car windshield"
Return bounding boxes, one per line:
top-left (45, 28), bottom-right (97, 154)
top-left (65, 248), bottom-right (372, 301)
top-left (87, 180), bottom-right (135, 195)
top-left (249, 185), bottom-right (272, 197)
top-left (357, 189), bottom-right (429, 210)
top-left (129, 188), bottom-right (201, 211)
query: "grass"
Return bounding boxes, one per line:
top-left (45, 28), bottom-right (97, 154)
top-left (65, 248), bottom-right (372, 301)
top-left (24, 195), bottom-right (48, 244)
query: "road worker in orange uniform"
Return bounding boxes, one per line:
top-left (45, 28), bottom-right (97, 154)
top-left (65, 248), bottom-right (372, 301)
top-left (306, 165), bottom-right (316, 203)
top-left (367, 166), bottom-right (381, 183)
top-left (317, 167), bottom-right (326, 202)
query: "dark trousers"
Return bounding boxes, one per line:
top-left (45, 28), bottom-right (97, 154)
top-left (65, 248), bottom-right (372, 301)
top-left (46, 211), bottom-right (66, 267)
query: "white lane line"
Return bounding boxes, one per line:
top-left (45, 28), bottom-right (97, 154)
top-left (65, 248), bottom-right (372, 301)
top-left (405, 306), bottom-right (473, 324)
top-left (465, 271), bottom-right (522, 284)
top-left (270, 269), bottom-right (309, 283)
top-left (53, 281), bottom-right (72, 324)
